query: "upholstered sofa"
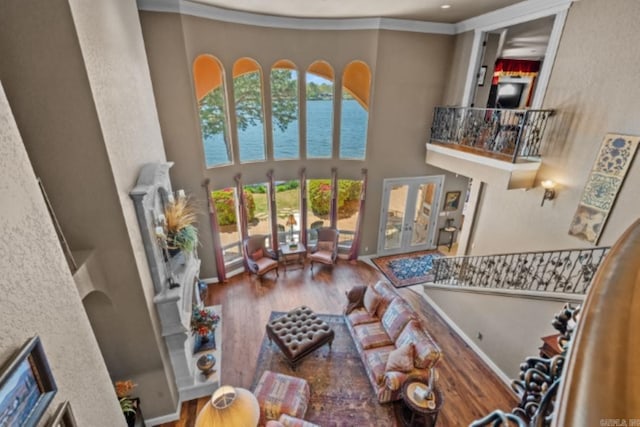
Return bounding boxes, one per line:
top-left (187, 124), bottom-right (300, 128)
top-left (344, 279), bottom-right (442, 403)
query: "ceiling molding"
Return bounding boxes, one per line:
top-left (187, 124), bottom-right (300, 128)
top-left (137, 0), bottom-right (456, 34)
top-left (137, 0), bottom-right (574, 35)
top-left (455, 0), bottom-right (574, 33)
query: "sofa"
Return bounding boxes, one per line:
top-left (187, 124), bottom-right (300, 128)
top-left (344, 279), bottom-right (442, 403)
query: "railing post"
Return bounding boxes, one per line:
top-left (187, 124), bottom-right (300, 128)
top-left (512, 110), bottom-right (528, 163)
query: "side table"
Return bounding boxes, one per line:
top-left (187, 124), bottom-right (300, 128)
top-left (437, 226), bottom-right (457, 252)
top-left (396, 378), bottom-right (444, 427)
top-left (280, 243), bottom-right (306, 271)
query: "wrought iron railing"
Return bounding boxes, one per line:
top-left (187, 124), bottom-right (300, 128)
top-left (429, 107), bottom-right (554, 162)
top-left (432, 247), bottom-right (610, 295)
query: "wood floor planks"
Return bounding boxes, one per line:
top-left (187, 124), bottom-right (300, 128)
top-left (159, 260), bottom-right (517, 427)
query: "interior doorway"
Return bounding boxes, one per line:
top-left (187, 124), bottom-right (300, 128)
top-left (377, 176), bottom-right (443, 255)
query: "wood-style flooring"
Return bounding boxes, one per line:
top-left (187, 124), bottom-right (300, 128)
top-left (161, 260), bottom-right (517, 427)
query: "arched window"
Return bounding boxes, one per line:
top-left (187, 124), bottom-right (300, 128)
top-left (271, 60), bottom-right (299, 160)
top-left (340, 61), bottom-right (371, 160)
top-left (306, 61), bottom-right (334, 158)
top-left (233, 58), bottom-right (266, 163)
top-left (193, 55), bottom-right (232, 168)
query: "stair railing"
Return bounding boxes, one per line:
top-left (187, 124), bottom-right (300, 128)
top-left (432, 247), bottom-right (610, 295)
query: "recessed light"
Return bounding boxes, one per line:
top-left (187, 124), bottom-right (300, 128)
top-left (440, 4), bottom-right (452, 9)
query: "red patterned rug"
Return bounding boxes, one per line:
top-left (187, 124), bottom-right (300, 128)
top-left (372, 250), bottom-right (443, 288)
top-left (251, 312), bottom-right (398, 427)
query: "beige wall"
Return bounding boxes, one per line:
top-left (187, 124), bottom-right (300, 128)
top-left (0, 0), bottom-right (176, 418)
top-left (424, 288), bottom-right (570, 378)
top-left (442, 30), bottom-right (474, 106)
top-left (468, 0), bottom-right (640, 255)
top-left (473, 33), bottom-right (500, 108)
top-left (140, 12), bottom-right (458, 277)
top-left (0, 82), bottom-right (124, 426)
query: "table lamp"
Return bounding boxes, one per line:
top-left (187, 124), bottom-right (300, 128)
top-left (195, 385), bottom-right (260, 427)
top-left (286, 214), bottom-right (297, 242)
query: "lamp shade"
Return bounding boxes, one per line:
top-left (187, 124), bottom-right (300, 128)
top-left (195, 386), bottom-right (260, 427)
top-left (286, 214), bottom-right (297, 226)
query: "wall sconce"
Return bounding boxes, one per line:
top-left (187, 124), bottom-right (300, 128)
top-left (541, 180), bottom-right (556, 206)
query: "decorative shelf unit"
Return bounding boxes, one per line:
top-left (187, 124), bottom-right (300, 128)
top-left (130, 162), bottom-right (218, 402)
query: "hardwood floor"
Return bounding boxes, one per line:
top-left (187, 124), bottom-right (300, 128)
top-left (160, 260), bottom-right (517, 427)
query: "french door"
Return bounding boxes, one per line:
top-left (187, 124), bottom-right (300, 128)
top-left (377, 176), bottom-right (444, 255)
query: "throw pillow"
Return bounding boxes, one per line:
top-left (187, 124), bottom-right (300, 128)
top-left (317, 241), bottom-right (334, 252)
top-left (251, 248), bottom-right (264, 261)
top-left (363, 287), bottom-right (381, 314)
top-left (381, 298), bottom-right (415, 341)
top-left (385, 343), bottom-right (415, 373)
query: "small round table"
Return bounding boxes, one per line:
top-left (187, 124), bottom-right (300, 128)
top-left (396, 378), bottom-right (444, 427)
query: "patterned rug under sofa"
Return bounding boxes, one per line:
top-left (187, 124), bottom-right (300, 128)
top-left (372, 250), bottom-right (443, 288)
top-left (251, 312), bottom-right (398, 427)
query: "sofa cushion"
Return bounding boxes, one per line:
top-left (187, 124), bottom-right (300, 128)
top-left (347, 308), bottom-right (378, 326)
top-left (363, 287), bottom-right (381, 314)
top-left (353, 322), bottom-right (393, 350)
top-left (381, 298), bottom-right (415, 341)
top-left (396, 320), bottom-right (442, 369)
top-left (364, 346), bottom-right (395, 385)
top-left (385, 343), bottom-right (414, 373)
top-left (373, 280), bottom-right (397, 318)
top-left (254, 370), bottom-right (310, 425)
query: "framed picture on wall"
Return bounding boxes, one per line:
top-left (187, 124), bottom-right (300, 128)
top-left (444, 191), bottom-right (461, 211)
top-left (0, 336), bottom-right (57, 427)
top-left (477, 66), bottom-right (488, 86)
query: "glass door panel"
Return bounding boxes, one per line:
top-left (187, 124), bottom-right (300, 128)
top-left (410, 183), bottom-right (436, 247)
top-left (383, 184), bottom-right (408, 251)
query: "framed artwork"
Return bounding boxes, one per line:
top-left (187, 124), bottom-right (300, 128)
top-left (444, 191), bottom-right (461, 211)
top-left (569, 133), bottom-right (640, 244)
top-left (46, 401), bottom-right (78, 427)
top-left (477, 66), bottom-right (488, 87)
top-left (0, 336), bottom-right (57, 427)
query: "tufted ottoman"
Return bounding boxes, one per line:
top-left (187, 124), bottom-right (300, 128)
top-left (254, 370), bottom-right (310, 426)
top-left (266, 306), bottom-right (334, 370)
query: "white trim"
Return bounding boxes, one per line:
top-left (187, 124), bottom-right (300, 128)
top-left (456, 0), bottom-right (573, 33)
top-left (461, 30), bottom-right (483, 107)
top-left (137, 0), bottom-right (455, 34)
top-left (145, 405), bottom-right (181, 426)
top-left (424, 283), bottom-right (585, 303)
top-left (530, 8), bottom-right (568, 108)
top-left (418, 288), bottom-right (512, 387)
top-left (426, 143), bottom-right (541, 172)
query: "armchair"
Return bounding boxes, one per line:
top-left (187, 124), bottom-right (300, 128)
top-left (243, 235), bottom-right (279, 279)
top-left (309, 227), bottom-right (339, 274)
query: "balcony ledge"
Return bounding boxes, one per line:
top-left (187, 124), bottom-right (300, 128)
top-left (426, 142), bottom-right (541, 189)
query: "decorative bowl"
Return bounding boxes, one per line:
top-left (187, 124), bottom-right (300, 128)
top-left (196, 354), bottom-right (216, 375)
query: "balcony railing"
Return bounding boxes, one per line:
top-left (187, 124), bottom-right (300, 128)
top-left (429, 107), bottom-right (554, 163)
top-left (432, 247), bottom-right (610, 295)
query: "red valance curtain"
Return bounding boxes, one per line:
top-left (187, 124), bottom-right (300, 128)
top-left (299, 168), bottom-right (308, 248)
top-left (491, 58), bottom-right (541, 85)
top-left (203, 179), bottom-right (226, 283)
top-left (267, 170), bottom-right (279, 253)
top-left (348, 168), bottom-right (368, 261)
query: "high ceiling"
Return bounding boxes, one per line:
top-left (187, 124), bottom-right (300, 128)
top-left (191, 0), bottom-right (524, 23)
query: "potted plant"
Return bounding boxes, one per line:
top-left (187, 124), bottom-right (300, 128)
top-left (115, 380), bottom-right (139, 427)
top-left (191, 306), bottom-right (220, 347)
top-left (164, 195), bottom-right (198, 256)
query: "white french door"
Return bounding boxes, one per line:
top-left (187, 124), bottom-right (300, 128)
top-left (377, 176), bottom-right (444, 255)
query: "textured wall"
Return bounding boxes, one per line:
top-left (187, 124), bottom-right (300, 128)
top-left (469, 0), bottom-right (640, 255)
top-left (0, 82), bottom-right (124, 426)
top-left (442, 30), bottom-right (475, 106)
top-left (424, 287), bottom-right (568, 378)
top-left (140, 12), bottom-right (458, 277)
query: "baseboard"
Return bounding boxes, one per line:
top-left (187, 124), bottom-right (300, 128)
top-left (145, 404), bottom-right (181, 426)
top-left (417, 289), bottom-right (513, 388)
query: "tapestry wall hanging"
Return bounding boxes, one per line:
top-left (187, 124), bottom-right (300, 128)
top-left (569, 133), bottom-right (640, 244)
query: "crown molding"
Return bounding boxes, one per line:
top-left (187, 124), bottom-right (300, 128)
top-left (137, 0), bottom-right (456, 34)
top-left (455, 0), bottom-right (574, 33)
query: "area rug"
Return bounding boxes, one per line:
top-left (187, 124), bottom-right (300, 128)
top-left (372, 250), bottom-right (443, 288)
top-left (251, 312), bottom-right (398, 427)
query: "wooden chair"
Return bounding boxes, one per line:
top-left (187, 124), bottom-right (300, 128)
top-left (243, 235), bottom-right (279, 280)
top-left (309, 227), bottom-right (339, 275)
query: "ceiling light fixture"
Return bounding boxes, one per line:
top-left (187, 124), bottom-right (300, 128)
top-left (440, 4), bottom-right (452, 9)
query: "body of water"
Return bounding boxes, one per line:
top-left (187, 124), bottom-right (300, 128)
top-left (204, 99), bottom-right (367, 167)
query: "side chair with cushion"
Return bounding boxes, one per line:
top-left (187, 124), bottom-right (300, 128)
top-left (309, 227), bottom-right (339, 274)
top-left (243, 235), bottom-right (279, 280)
